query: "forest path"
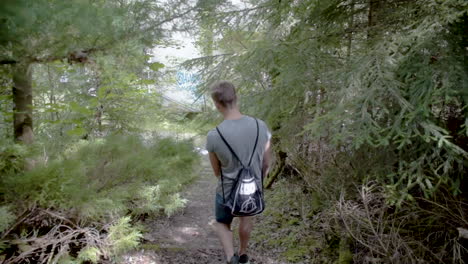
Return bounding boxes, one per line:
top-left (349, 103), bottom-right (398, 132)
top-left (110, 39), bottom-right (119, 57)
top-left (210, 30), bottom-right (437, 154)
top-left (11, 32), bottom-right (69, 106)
top-left (121, 154), bottom-right (281, 264)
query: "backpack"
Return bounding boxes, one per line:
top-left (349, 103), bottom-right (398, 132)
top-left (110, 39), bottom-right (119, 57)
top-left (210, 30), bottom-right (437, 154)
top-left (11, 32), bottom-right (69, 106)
top-left (216, 118), bottom-right (265, 216)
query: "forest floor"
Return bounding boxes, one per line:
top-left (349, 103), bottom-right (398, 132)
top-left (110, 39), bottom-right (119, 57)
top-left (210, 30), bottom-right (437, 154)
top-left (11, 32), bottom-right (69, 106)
top-left (121, 154), bottom-right (287, 264)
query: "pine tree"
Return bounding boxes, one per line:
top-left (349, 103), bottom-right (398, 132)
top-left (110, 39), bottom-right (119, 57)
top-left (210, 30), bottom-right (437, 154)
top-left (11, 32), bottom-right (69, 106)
top-left (0, 0), bottom-right (192, 143)
top-left (189, 0), bottom-right (468, 261)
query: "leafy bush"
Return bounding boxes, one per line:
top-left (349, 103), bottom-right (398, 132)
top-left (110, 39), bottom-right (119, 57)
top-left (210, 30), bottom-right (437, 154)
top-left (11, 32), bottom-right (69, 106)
top-left (0, 139), bottom-right (29, 175)
top-left (0, 134), bottom-right (199, 263)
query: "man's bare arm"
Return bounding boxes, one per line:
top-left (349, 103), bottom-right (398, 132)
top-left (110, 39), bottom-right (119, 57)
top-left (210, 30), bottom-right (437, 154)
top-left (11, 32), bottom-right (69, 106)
top-left (209, 152), bottom-right (221, 178)
top-left (262, 140), bottom-right (271, 177)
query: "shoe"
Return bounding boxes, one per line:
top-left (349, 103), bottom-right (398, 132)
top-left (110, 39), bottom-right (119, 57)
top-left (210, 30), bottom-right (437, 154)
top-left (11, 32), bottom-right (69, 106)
top-left (227, 254), bottom-right (239, 264)
top-left (239, 254), bottom-right (250, 264)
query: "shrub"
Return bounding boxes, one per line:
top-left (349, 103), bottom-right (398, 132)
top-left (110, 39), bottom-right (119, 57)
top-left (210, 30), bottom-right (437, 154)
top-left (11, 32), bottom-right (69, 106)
top-left (0, 139), bottom-right (29, 175)
top-left (332, 183), bottom-right (468, 263)
top-left (0, 134), bottom-right (199, 263)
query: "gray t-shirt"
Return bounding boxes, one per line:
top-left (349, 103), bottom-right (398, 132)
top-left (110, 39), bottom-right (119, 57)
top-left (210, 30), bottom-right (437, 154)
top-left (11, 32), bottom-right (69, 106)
top-left (206, 115), bottom-right (271, 198)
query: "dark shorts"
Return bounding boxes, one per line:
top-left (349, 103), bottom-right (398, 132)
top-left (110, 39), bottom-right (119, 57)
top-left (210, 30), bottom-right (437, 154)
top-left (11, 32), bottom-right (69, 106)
top-left (215, 194), bottom-right (234, 225)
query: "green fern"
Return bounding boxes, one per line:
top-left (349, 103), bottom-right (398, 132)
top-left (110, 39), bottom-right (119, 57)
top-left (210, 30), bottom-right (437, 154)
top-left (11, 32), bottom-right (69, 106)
top-left (77, 246), bottom-right (101, 263)
top-left (106, 216), bottom-right (142, 256)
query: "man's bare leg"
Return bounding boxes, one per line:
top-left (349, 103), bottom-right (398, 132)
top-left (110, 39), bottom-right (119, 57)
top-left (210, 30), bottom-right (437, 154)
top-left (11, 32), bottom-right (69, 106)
top-left (215, 222), bottom-right (235, 262)
top-left (238, 216), bottom-right (254, 256)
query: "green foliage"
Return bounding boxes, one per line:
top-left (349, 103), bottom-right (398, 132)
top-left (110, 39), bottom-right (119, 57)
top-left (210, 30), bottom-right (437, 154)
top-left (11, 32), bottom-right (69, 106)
top-left (149, 62), bottom-right (165, 71)
top-left (251, 178), bottom-right (328, 263)
top-left (32, 48), bottom-right (164, 142)
top-left (0, 0), bottom-right (199, 262)
top-left (77, 246), bottom-right (101, 263)
top-left (0, 0), bottom-right (194, 145)
top-left (0, 0), bottom-right (180, 62)
top-left (0, 206), bottom-right (15, 233)
top-left (0, 139), bottom-right (28, 174)
top-left (0, 66), bottom-right (12, 139)
top-left (2, 135), bottom-right (198, 220)
top-left (106, 216), bottom-right (143, 256)
top-left (163, 193), bottom-right (188, 217)
top-left (192, 0), bottom-right (467, 200)
top-left (191, 0), bottom-right (467, 262)
top-left (338, 238), bottom-right (352, 264)
top-left (0, 135), bottom-right (199, 262)
top-left (133, 185), bottom-right (188, 217)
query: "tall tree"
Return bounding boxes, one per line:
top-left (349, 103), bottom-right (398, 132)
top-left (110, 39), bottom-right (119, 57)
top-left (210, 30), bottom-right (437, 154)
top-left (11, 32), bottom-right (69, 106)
top-left (188, 1), bottom-right (468, 260)
top-left (12, 62), bottom-right (33, 143)
top-left (0, 0), bottom-right (192, 143)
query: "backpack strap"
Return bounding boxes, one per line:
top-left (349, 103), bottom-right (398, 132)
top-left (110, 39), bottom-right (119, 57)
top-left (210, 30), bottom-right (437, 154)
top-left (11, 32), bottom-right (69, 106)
top-left (216, 127), bottom-right (245, 167)
top-left (216, 118), bottom-right (259, 167)
top-left (248, 119), bottom-right (259, 167)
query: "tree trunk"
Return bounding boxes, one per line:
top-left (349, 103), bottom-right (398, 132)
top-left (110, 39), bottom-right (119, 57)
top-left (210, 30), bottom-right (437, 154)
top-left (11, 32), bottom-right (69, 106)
top-left (265, 150), bottom-right (287, 189)
top-left (96, 105), bottom-right (103, 133)
top-left (367, 0), bottom-right (380, 39)
top-left (94, 76), bottom-right (103, 135)
top-left (13, 63), bottom-right (34, 144)
top-left (347, 0), bottom-right (355, 58)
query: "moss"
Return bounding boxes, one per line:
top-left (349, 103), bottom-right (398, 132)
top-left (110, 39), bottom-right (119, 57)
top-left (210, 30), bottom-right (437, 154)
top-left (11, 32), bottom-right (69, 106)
top-left (254, 233), bottom-right (269, 243)
top-left (251, 180), bottom-right (352, 263)
top-left (287, 218), bottom-right (300, 226)
top-left (282, 246), bottom-right (309, 262)
top-left (338, 250), bottom-right (353, 264)
top-left (337, 238), bottom-right (353, 264)
top-left (310, 191), bottom-right (323, 213)
top-left (164, 247), bottom-right (185, 252)
top-left (266, 237), bottom-right (283, 247)
top-left (141, 243), bottom-right (184, 253)
top-left (140, 243), bottom-right (161, 251)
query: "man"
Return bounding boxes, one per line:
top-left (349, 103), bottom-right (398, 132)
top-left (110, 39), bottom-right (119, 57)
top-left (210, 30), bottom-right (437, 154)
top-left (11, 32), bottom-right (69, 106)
top-left (206, 81), bottom-right (271, 264)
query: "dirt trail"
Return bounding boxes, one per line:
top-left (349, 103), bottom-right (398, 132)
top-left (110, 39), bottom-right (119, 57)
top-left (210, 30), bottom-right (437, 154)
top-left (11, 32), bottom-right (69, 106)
top-left (121, 155), bottom-right (281, 264)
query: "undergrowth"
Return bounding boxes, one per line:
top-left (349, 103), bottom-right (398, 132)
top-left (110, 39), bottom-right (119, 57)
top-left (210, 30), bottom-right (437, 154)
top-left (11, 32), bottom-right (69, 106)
top-left (256, 160), bottom-right (468, 263)
top-left (0, 134), bottom-right (199, 263)
top-left (252, 177), bottom-right (348, 264)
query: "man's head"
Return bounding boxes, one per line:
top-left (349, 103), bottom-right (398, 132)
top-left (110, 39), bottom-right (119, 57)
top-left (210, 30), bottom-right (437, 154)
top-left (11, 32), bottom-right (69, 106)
top-left (210, 81), bottom-right (237, 110)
